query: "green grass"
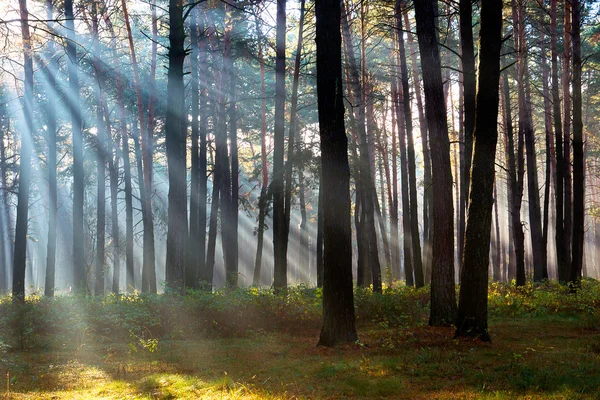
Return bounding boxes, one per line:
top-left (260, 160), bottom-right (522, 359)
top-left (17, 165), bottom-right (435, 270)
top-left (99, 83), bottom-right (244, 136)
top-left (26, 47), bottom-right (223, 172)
top-left (0, 280), bottom-right (599, 399)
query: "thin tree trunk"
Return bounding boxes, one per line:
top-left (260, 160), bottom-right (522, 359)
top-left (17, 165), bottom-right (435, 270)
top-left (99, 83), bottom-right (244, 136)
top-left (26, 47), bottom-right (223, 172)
top-left (493, 180), bottom-right (501, 282)
top-left (253, 12), bottom-right (268, 286)
top-left (396, 2), bottom-right (424, 287)
top-left (458, 0), bottom-right (476, 266)
top-left (44, 0), bottom-right (57, 297)
top-left (13, 0), bottom-right (34, 301)
top-left (404, 12), bottom-right (431, 282)
top-left (563, 0), bottom-right (573, 273)
top-left (188, 5), bottom-right (201, 289)
top-left (121, 0), bottom-right (155, 293)
top-left (66, 0), bottom-right (85, 292)
top-left (283, 0), bottom-right (306, 287)
top-left (341, 0), bottom-right (381, 292)
top-left (272, 0), bottom-right (287, 290)
top-left (570, 0), bottom-right (584, 289)
top-left (92, 1), bottom-right (106, 296)
top-left (392, 78), bottom-right (413, 286)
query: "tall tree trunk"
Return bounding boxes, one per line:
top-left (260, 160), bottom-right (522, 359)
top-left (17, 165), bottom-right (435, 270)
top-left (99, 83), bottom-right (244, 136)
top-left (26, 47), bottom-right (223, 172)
top-left (92, 1), bottom-right (106, 296)
top-left (101, 6), bottom-right (132, 293)
top-left (390, 93), bottom-right (400, 281)
top-left (503, 72), bottom-right (526, 286)
top-left (396, 1), bottom-right (423, 287)
top-left (493, 180), bottom-right (501, 282)
top-left (316, 0), bottom-right (358, 347)
top-left (458, 0), bottom-right (476, 266)
top-left (414, 0), bottom-right (457, 326)
top-left (44, 0), bottom-right (57, 297)
top-left (226, 7), bottom-right (239, 287)
top-left (392, 79), bottom-right (413, 286)
top-left (513, 0), bottom-right (547, 281)
top-left (341, 0), bottom-right (381, 292)
top-left (165, 0), bottom-right (187, 291)
top-left (188, 5), bottom-right (201, 289)
top-left (272, 0), bottom-right (288, 290)
top-left (197, 8), bottom-right (208, 290)
top-left (404, 11), bottom-right (431, 282)
top-left (455, 0), bottom-right (502, 341)
top-left (253, 12), bottom-right (268, 286)
top-left (66, 0), bottom-right (85, 292)
top-left (13, 0), bottom-right (34, 301)
top-left (284, 0), bottom-right (306, 286)
top-left (570, 0), bottom-right (584, 289)
top-left (121, 0), bottom-right (155, 293)
top-left (540, 7), bottom-right (553, 261)
top-left (316, 174), bottom-right (324, 288)
top-left (563, 0), bottom-right (573, 274)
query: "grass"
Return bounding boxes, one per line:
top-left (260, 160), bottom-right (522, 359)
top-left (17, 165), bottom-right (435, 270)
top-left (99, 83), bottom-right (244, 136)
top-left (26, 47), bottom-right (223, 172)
top-left (0, 280), bottom-right (599, 399)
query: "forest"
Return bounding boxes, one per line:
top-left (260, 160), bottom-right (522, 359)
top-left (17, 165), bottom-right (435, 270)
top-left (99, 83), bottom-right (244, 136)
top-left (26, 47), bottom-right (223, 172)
top-left (0, 0), bottom-right (599, 398)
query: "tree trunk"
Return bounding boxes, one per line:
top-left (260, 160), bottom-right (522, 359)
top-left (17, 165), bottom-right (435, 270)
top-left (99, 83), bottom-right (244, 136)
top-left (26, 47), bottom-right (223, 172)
top-left (404, 11), bottom-right (431, 282)
top-left (197, 8), bottom-right (208, 290)
top-left (92, 1), bottom-right (106, 296)
top-left (226, 6), bottom-right (239, 287)
top-left (493, 180), bottom-right (501, 282)
top-left (101, 6), bottom-right (131, 293)
top-left (66, 0), bottom-right (86, 292)
top-left (253, 13), bottom-right (269, 286)
top-left (396, 1), bottom-right (423, 287)
top-left (455, 0), bottom-right (502, 341)
top-left (284, 0), bottom-right (306, 286)
top-left (570, 0), bottom-right (584, 289)
top-left (458, 0), bottom-right (476, 266)
top-left (563, 0), bottom-right (573, 275)
top-left (188, 6), bottom-right (201, 289)
top-left (392, 78), bottom-right (413, 286)
top-left (272, 0), bottom-right (287, 290)
top-left (550, 0), bottom-right (567, 282)
top-left (513, 0), bottom-right (547, 282)
top-left (341, 0), bottom-right (381, 292)
top-left (121, 0), bottom-right (155, 293)
top-left (316, 174), bottom-right (324, 288)
top-left (165, 0), bottom-right (187, 291)
top-left (414, 0), bottom-right (457, 326)
top-left (44, 0), bottom-right (57, 297)
top-left (13, 0), bottom-right (34, 301)
top-left (316, 0), bottom-right (358, 347)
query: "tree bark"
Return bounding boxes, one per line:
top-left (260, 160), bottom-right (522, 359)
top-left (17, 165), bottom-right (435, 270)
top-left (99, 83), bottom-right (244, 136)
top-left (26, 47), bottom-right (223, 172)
top-left (570, 0), bottom-right (584, 289)
top-left (455, 0), bottom-right (502, 341)
top-left (458, 0), bottom-right (476, 266)
top-left (341, 0), bottom-right (381, 292)
top-left (44, 0), bottom-right (57, 297)
top-left (253, 12), bottom-right (269, 286)
top-left (13, 0), bottom-right (34, 301)
top-left (92, 1), bottom-right (106, 296)
top-left (272, 0), bottom-right (287, 290)
top-left (316, 0), bottom-right (358, 347)
top-left (414, 0), bottom-right (457, 326)
top-left (165, 0), bottom-right (187, 291)
top-left (396, 1), bottom-right (423, 287)
top-left (66, 0), bottom-right (86, 292)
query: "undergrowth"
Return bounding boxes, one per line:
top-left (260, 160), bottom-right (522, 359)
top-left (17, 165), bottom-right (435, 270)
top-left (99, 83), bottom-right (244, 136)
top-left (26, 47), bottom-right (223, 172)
top-left (0, 279), bottom-right (598, 350)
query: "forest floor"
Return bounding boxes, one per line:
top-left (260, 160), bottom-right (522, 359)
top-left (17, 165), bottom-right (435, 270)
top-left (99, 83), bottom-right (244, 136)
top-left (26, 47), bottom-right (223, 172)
top-left (0, 280), bottom-right (599, 399)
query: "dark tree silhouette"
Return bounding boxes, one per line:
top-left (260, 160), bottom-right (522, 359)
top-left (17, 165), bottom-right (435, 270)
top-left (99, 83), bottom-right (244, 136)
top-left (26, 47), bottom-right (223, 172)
top-left (414, 0), bottom-right (457, 326)
top-left (13, 0), bottom-right (34, 301)
top-left (165, 0), bottom-right (187, 291)
top-left (315, 0), bottom-right (357, 347)
top-left (455, 0), bottom-right (503, 341)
